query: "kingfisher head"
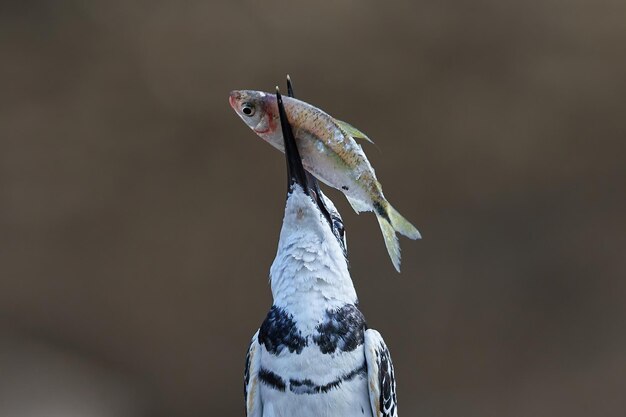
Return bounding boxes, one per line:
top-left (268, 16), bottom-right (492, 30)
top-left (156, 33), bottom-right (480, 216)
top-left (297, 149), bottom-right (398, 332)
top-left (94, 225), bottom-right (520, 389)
top-left (272, 89), bottom-right (348, 272)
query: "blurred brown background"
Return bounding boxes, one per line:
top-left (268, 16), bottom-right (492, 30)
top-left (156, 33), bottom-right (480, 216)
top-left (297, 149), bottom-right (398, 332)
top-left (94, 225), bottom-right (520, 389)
top-left (1, 1), bottom-right (625, 416)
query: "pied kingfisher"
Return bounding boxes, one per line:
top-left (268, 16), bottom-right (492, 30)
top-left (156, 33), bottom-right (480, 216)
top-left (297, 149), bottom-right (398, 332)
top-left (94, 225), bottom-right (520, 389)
top-left (243, 85), bottom-right (399, 417)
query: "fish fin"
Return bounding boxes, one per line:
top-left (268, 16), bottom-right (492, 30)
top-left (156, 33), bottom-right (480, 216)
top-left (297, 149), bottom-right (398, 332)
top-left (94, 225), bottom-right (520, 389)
top-left (375, 202), bottom-right (421, 272)
top-left (386, 203), bottom-right (422, 240)
top-left (346, 195), bottom-right (370, 214)
top-left (335, 119), bottom-right (375, 144)
top-left (375, 211), bottom-right (402, 272)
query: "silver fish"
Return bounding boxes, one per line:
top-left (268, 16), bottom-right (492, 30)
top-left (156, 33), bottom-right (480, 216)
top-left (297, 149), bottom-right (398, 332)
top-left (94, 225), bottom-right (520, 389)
top-left (229, 89), bottom-right (420, 271)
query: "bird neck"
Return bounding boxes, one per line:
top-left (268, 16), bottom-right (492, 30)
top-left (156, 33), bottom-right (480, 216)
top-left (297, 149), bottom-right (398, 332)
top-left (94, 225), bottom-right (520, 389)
top-left (269, 231), bottom-right (357, 328)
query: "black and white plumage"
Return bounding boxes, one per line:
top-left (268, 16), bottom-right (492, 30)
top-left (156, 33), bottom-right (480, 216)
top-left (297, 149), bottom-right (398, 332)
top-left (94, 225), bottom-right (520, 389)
top-left (243, 86), bottom-right (398, 417)
top-left (365, 330), bottom-right (398, 417)
top-left (245, 308), bottom-right (399, 417)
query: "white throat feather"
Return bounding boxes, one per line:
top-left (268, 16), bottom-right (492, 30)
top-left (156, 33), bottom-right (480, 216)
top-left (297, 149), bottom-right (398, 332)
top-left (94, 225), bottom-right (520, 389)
top-left (269, 187), bottom-right (357, 329)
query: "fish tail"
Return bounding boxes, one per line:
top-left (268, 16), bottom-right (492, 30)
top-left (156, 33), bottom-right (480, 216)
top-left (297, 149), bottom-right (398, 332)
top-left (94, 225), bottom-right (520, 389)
top-left (375, 211), bottom-right (402, 273)
top-left (386, 203), bottom-right (421, 240)
top-left (374, 201), bottom-right (421, 272)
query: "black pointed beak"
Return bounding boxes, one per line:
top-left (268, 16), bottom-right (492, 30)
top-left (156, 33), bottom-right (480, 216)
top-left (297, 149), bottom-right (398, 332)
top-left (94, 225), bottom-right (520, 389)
top-left (287, 74), bottom-right (295, 98)
top-left (276, 87), bottom-right (309, 194)
top-left (276, 80), bottom-right (333, 225)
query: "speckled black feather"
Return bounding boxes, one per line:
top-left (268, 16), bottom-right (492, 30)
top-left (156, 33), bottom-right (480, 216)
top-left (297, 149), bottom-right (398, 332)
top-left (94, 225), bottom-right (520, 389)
top-left (377, 342), bottom-right (397, 417)
top-left (258, 363), bottom-right (367, 395)
top-left (259, 368), bottom-right (286, 392)
top-left (259, 306), bottom-right (308, 355)
top-left (289, 362), bottom-right (367, 395)
top-left (243, 339), bottom-right (252, 403)
top-left (313, 304), bottom-right (367, 354)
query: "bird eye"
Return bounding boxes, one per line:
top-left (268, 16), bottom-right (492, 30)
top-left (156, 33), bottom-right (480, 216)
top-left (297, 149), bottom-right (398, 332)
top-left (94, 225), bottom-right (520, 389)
top-left (332, 217), bottom-right (347, 252)
top-left (242, 102), bottom-right (255, 116)
top-left (334, 220), bottom-right (344, 238)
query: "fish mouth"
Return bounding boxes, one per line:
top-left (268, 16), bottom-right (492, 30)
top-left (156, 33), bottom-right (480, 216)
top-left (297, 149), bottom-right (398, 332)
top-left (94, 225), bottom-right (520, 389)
top-left (228, 91), bottom-right (239, 110)
top-left (276, 88), bottom-right (332, 225)
top-left (254, 126), bottom-right (271, 134)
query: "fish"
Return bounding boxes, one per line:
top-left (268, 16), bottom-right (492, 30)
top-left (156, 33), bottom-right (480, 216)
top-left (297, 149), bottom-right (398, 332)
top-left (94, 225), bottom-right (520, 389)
top-left (229, 88), bottom-right (421, 272)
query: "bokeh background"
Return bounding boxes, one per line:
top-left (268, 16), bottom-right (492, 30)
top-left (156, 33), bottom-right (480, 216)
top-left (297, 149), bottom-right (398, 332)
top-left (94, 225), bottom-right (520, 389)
top-left (1, 1), bottom-right (625, 416)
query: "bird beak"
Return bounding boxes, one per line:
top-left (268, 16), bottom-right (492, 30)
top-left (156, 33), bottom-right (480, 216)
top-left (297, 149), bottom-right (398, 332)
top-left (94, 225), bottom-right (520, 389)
top-left (276, 84), bottom-right (333, 225)
top-left (276, 87), bottom-right (310, 196)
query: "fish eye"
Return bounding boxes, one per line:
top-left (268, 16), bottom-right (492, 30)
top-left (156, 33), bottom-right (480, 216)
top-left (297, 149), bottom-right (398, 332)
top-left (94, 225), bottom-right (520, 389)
top-left (241, 102), bottom-right (255, 116)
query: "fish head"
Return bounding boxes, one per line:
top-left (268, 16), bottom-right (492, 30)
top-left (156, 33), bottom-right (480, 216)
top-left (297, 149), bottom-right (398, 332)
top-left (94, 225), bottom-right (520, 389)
top-left (229, 90), bottom-right (278, 136)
